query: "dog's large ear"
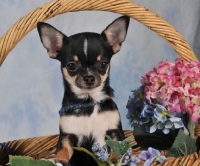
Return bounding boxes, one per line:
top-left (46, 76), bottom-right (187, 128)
top-left (37, 22), bottom-right (65, 59)
top-left (101, 16), bottom-right (130, 54)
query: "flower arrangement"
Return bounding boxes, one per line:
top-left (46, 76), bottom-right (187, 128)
top-left (80, 136), bottom-right (167, 166)
top-left (126, 58), bottom-right (200, 152)
top-left (90, 143), bottom-right (166, 166)
top-left (126, 86), bottom-right (186, 135)
top-left (143, 58), bottom-right (200, 122)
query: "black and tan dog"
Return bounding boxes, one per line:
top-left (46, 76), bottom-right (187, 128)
top-left (37, 16), bottom-right (130, 166)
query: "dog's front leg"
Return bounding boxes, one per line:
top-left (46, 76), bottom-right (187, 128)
top-left (106, 126), bottom-right (125, 141)
top-left (106, 128), bottom-right (125, 164)
top-left (56, 134), bottom-right (74, 166)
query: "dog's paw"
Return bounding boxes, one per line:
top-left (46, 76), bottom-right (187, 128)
top-left (55, 163), bottom-right (64, 166)
top-left (56, 147), bottom-right (71, 166)
top-left (110, 151), bottom-right (118, 164)
top-left (55, 159), bottom-right (68, 166)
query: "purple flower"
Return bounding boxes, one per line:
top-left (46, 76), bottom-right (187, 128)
top-left (126, 148), bottom-right (133, 157)
top-left (138, 147), bottom-right (166, 166)
top-left (126, 87), bottom-right (155, 132)
top-left (154, 104), bottom-right (169, 123)
top-left (97, 145), bottom-right (109, 161)
top-left (141, 104), bottom-right (154, 118)
top-left (91, 142), bottom-right (101, 153)
top-left (127, 156), bottom-right (140, 166)
top-left (92, 143), bottom-right (110, 162)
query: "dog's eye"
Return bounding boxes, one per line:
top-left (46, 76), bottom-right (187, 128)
top-left (99, 61), bottom-right (108, 70)
top-left (66, 62), bottom-right (78, 72)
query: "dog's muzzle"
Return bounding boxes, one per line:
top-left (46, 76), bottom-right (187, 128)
top-left (84, 75), bottom-right (95, 85)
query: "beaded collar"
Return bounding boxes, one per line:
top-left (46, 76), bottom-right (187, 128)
top-left (58, 99), bottom-right (106, 115)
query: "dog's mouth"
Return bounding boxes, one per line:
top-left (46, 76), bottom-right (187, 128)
top-left (76, 81), bottom-right (101, 90)
top-left (85, 83), bottom-right (102, 89)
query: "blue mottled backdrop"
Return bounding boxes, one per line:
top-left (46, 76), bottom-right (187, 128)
top-left (0, 0), bottom-right (200, 142)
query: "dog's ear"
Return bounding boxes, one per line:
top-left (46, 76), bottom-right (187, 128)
top-left (37, 22), bottom-right (65, 59)
top-left (101, 16), bottom-right (130, 54)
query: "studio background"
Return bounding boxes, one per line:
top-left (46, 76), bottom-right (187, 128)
top-left (0, 0), bottom-right (200, 142)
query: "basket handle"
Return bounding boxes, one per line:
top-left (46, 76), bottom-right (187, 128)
top-left (0, 0), bottom-right (198, 66)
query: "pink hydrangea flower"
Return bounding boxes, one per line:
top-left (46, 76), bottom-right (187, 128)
top-left (141, 58), bottom-right (200, 122)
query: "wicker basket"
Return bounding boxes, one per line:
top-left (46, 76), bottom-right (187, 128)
top-left (0, 0), bottom-right (200, 165)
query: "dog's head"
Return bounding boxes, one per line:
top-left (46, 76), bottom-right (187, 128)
top-left (37, 16), bottom-right (129, 100)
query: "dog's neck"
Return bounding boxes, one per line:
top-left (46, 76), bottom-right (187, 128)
top-left (62, 78), bottom-right (114, 107)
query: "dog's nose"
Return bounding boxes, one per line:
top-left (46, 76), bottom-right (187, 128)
top-left (84, 75), bottom-right (95, 85)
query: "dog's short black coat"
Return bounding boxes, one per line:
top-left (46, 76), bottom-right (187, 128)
top-left (37, 16), bottom-right (130, 166)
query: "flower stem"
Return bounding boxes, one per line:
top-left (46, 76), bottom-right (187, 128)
top-left (187, 117), bottom-right (196, 139)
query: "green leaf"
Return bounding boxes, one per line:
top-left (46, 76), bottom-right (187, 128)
top-left (167, 129), bottom-right (197, 158)
top-left (9, 155), bottom-right (56, 166)
top-left (105, 136), bottom-right (132, 156)
top-left (133, 124), bottom-right (176, 150)
top-left (105, 135), bottom-right (112, 140)
top-left (73, 147), bottom-right (108, 166)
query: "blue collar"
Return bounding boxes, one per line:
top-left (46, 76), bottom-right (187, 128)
top-left (58, 99), bottom-right (106, 115)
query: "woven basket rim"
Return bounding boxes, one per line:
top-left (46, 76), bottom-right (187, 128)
top-left (1, 130), bottom-right (200, 165)
top-left (0, 0), bottom-right (198, 66)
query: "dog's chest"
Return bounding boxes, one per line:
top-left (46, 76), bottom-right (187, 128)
top-left (60, 105), bottom-right (120, 146)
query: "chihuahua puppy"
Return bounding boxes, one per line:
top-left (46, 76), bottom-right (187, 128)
top-left (37, 16), bottom-right (130, 166)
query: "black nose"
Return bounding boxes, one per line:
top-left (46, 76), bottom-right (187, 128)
top-left (84, 75), bottom-right (95, 85)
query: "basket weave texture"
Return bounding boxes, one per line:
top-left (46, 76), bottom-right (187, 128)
top-left (1, 131), bottom-right (200, 165)
top-left (0, 0), bottom-right (200, 165)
